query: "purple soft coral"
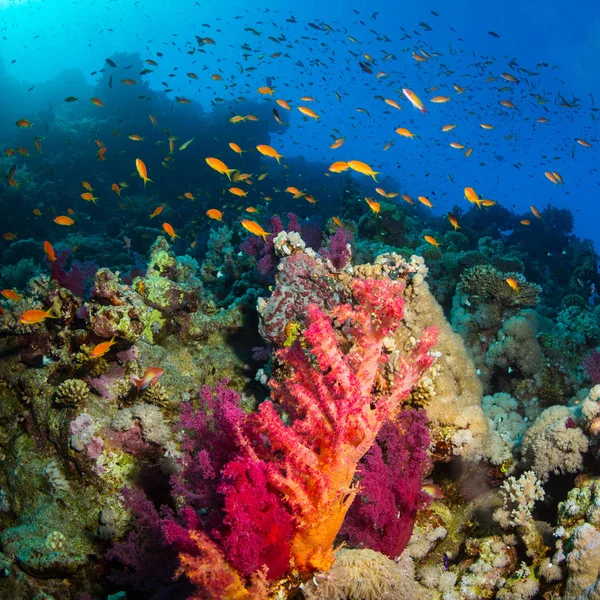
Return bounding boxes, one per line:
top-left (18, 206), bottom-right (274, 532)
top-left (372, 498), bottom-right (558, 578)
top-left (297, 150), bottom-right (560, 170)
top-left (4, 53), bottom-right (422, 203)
top-left (341, 409), bottom-right (432, 558)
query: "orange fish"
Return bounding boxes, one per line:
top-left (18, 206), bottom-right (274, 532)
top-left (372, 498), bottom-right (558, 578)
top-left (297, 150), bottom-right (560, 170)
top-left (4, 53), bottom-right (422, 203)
top-left (505, 278), bottom-right (519, 292)
top-left (256, 144), bottom-right (284, 164)
top-left (90, 336), bottom-right (118, 358)
top-left (16, 148), bottom-right (29, 157)
top-left (330, 137), bottom-right (345, 149)
top-left (162, 222), bottom-right (179, 241)
top-left (206, 157), bottom-right (237, 180)
top-left (347, 160), bottom-right (380, 181)
top-left (464, 148), bottom-right (474, 157)
top-left (121, 79), bottom-right (136, 85)
top-left (136, 158), bottom-right (152, 187)
top-left (576, 139), bottom-right (592, 148)
top-left (300, 96), bottom-right (316, 102)
top-left (4, 149), bottom-right (15, 157)
top-left (544, 171), bottom-right (558, 184)
top-left (520, 219), bottom-right (531, 226)
top-left (229, 142), bottom-right (244, 156)
top-left (450, 142), bottom-right (465, 149)
top-left (229, 187), bottom-right (248, 197)
top-left (328, 161), bottom-right (349, 173)
top-left (90, 97), bottom-right (104, 107)
top-left (402, 88), bottom-right (427, 114)
top-left (276, 99), bottom-right (291, 110)
top-left (206, 209), bottom-right (223, 221)
top-left (15, 118), bottom-right (32, 128)
top-left (128, 134), bottom-right (144, 141)
top-left (365, 197), bottom-right (380, 215)
top-left (418, 196), bottom-right (433, 208)
top-left (530, 205), bottom-right (542, 219)
top-left (150, 206), bottom-right (164, 219)
top-left (245, 206), bottom-right (258, 213)
top-left (258, 86), bottom-right (274, 95)
top-left (111, 183), bottom-right (122, 197)
top-left (447, 213), bottom-right (460, 230)
top-left (54, 216), bottom-right (74, 226)
top-left (230, 115), bottom-right (247, 123)
top-left (499, 100), bottom-right (515, 109)
top-left (285, 186), bottom-right (304, 198)
top-left (97, 147), bottom-right (107, 162)
top-left (424, 235), bottom-right (439, 247)
top-left (43, 241), bottom-right (56, 262)
top-left (401, 194), bottom-right (415, 205)
top-left (480, 123), bottom-right (495, 130)
top-left (332, 216), bottom-right (344, 228)
top-left (430, 96), bottom-right (450, 103)
top-left (1, 289), bottom-right (21, 301)
top-left (384, 98), bottom-right (402, 110)
top-left (149, 114), bottom-right (157, 126)
top-left (395, 127), bottom-right (415, 139)
top-left (131, 367), bottom-right (165, 391)
top-left (241, 220), bottom-right (269, 241)
top-left (33, 208), bottom-right (42, 216)
top-left (441, 124), bottom-right (456, 132)
top-left (81, 181), bottom-right (93, 192)
top-left (19, 308), bottom-right (58, 325)
top-left (81, 192), bottom-right (98, 204)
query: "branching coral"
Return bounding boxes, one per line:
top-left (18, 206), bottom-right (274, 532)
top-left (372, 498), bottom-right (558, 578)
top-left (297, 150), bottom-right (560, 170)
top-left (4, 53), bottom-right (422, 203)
top-left (458, 264), bottom-right (541, 308)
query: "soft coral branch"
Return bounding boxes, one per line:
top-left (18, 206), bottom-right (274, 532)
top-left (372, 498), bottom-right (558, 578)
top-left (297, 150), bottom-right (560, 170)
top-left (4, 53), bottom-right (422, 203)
top-left (247, 278), bottom-right (438, 573)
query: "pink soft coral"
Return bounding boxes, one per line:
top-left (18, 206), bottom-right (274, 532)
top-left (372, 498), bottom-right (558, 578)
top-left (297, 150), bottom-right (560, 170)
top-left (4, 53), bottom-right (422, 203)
top-left (239, 277), bottom-right (438, 573)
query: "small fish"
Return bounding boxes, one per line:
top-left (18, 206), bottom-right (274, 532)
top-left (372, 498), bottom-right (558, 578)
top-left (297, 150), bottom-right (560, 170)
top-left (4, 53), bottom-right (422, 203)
top-left (276, 99), bottom-right (291, 110)
top-left (418, 196), bottom-right (433, 208)
top-left (430, 95), bottom-right (450, 103)
top-left (15, 118), bottom-right (32, 128)
top-left (19, 308), bottom-right (58, 325)
top-left (179, 138), bottom-right (195, 151)
top-left (256, 144), bottom-right (284, 164)
top-left (111, 183), bottom-right (122, 197)
top-left (43, 240), bottom-right (56, 262)
top-left (395, 127), bottom-right (415, 139)
top-left (81, 181), bottom-right (93, 192)
top-left (258, 86), bottom-right (275, 95)
top-left (205, 157), bottom-right (237, 180)
top-left (64, 96), bottom-right (79, 102)
top-left (90, 336), bottom-right (118, 358)
top-left (162, 222), bottom-right (180, 241)
top-left (54, 216), bottom-right (74, 226)
top-left (329, 161), bottom-right (349, 173)
top-left (365, 197), bottom-right (380, 215)
top-left (229, 142), bottom-right (244, 156)
top-left (81, 192), bottom-right (98, 204)
top-left (3, 232), bottom-right (17, 241)
top-left (505, 278), bottom-right (520, 292)
top-left (229, 187), bottom-right (247, 197)
top-left (447, 213), bottom-right (460, 230)
top-left (241, 220), bottom-right (269, 241)
top-left (149, 206), bottom-right (164, 219)
top-left (424, 235), bottom-right (439, 247)
top-left (520, 219), bottom-right (531, 226)
top-left (135, 158), bottom-right (152, 187)
top-left (530, 205), bottom-right (542, 219)
top-left (402, 88), bottom-right (427, 114)
top-left (1, 289), bottom-right (21, 301)
top-left (347, 160), bottom-right (380, 181)
top-left (206, 209), bottom-right (223, 221)
top-left (131, 367), bottom-right (165, 391)
top-left (90, 97), bottom-right (104, 107)
top-left (330, 137), bottom-right (345, 149)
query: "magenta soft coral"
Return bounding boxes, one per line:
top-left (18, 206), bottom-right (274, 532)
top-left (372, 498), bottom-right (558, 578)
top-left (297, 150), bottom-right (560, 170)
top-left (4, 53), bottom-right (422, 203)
top-left (341, 409), bottom-right (432, 558)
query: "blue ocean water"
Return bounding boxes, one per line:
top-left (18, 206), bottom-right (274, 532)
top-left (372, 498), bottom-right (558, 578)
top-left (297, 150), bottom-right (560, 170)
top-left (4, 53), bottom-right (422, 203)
top-left (1, 0), bottom-right (598, 244)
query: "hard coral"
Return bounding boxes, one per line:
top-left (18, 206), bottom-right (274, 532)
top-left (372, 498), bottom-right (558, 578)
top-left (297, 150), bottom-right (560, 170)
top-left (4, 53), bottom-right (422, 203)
top-left (54, 378), bottom-right (89, 407)
top-left (459, 264), bottom-right (541, 308)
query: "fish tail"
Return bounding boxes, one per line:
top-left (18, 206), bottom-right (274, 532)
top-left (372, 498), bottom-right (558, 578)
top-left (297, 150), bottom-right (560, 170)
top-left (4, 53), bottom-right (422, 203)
top-left (420, 107), bottom-right (428, 114)
top-left (225, 169), bottom-right (237, 181)
top-left (371, 172), bottom-right (380, 182)
top-left (130, 375), bottom-right (143, 391)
